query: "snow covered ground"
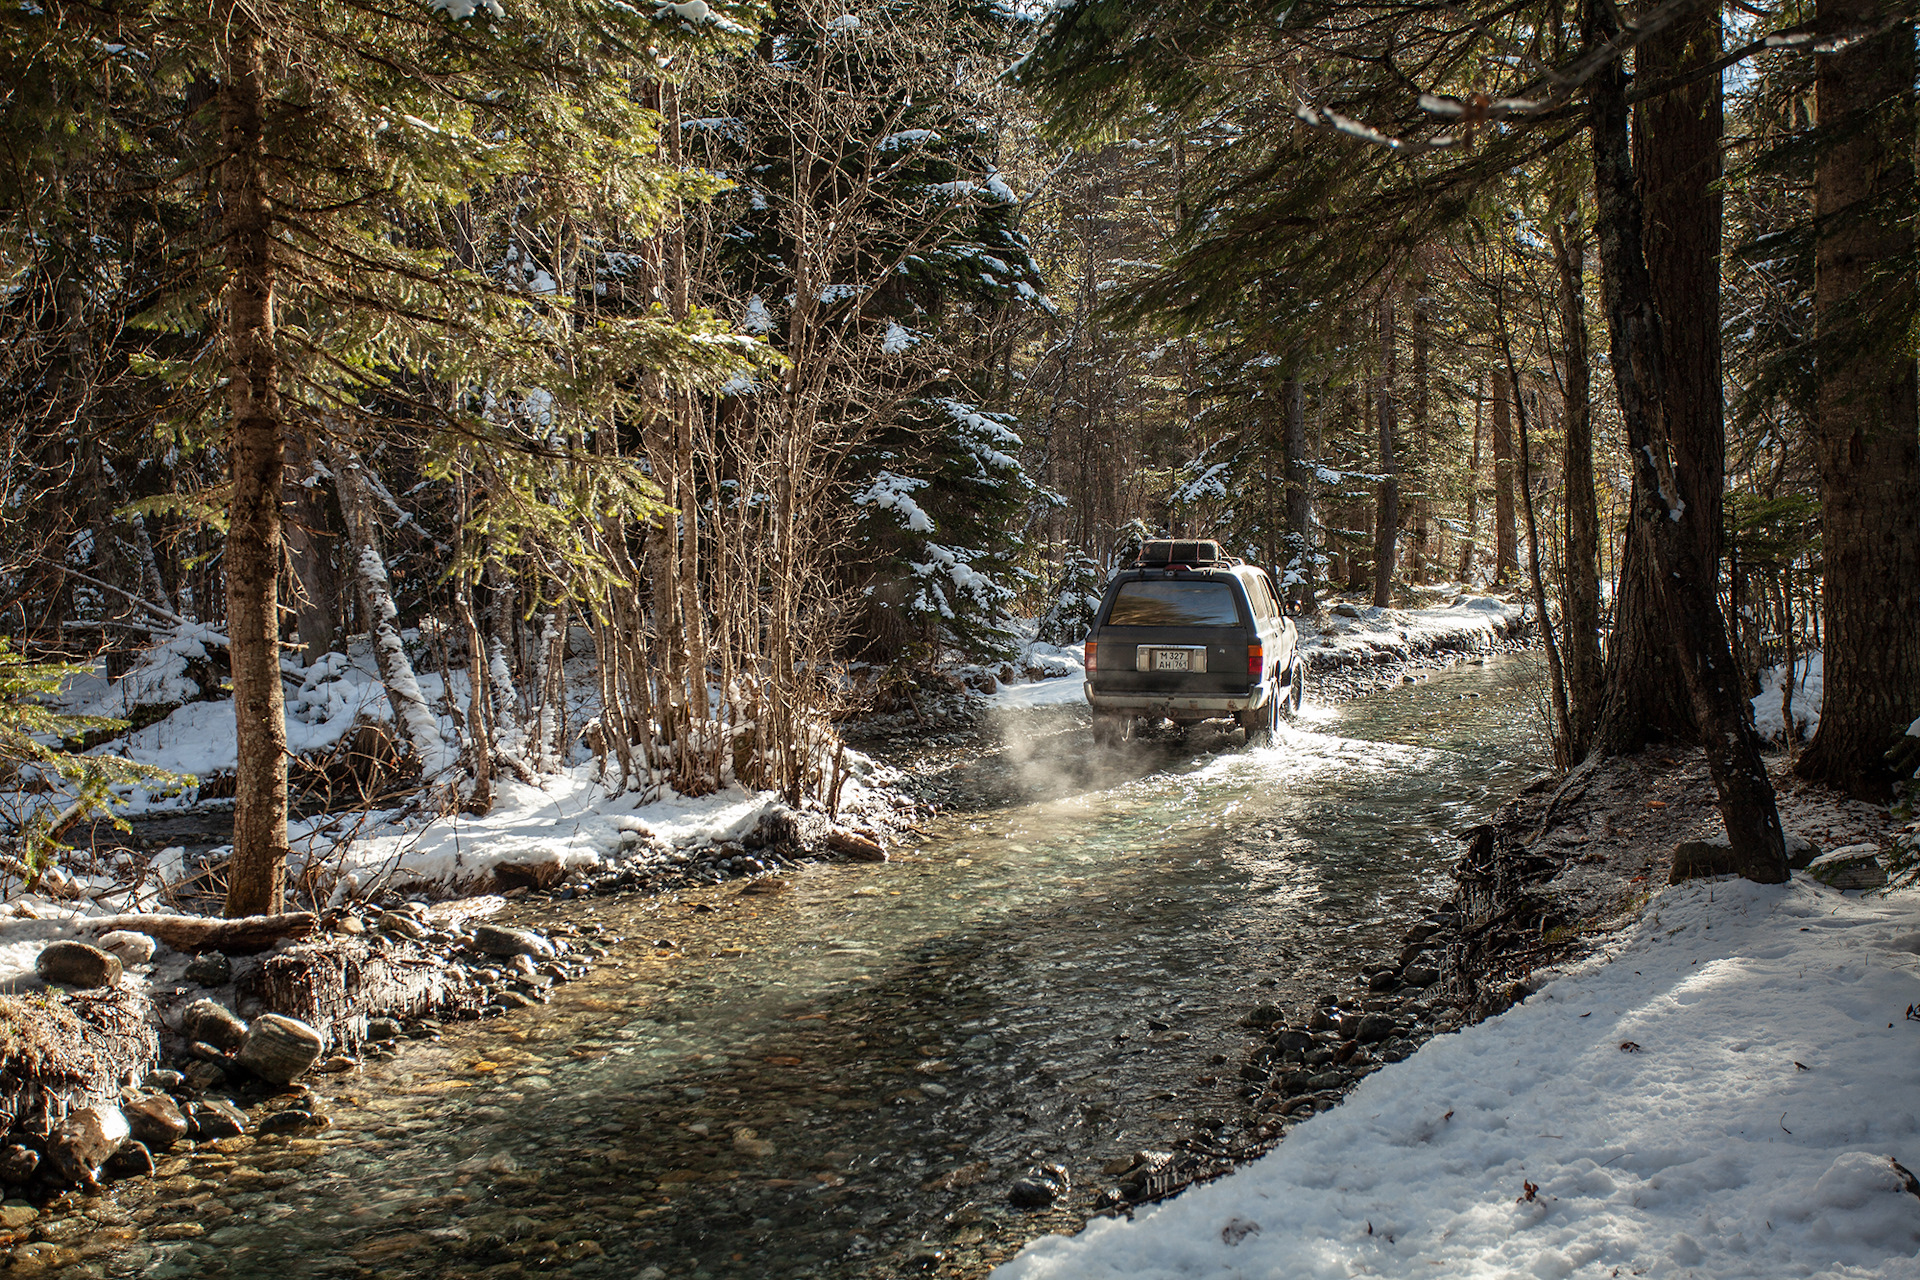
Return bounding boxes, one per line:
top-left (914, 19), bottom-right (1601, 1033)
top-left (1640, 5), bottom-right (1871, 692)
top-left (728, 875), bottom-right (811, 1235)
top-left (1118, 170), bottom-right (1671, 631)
top-left (996, 876), bottom-right (1920, 1280)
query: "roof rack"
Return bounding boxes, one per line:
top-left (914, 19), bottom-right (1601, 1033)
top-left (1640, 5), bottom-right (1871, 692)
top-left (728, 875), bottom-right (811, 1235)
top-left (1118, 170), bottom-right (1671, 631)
top-left (1134, 539), bottom-right (1243, 568)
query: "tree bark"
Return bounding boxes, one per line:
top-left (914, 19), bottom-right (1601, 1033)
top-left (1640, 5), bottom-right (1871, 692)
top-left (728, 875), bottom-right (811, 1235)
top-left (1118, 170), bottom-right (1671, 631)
top-left (328, 442), bottom-right (455, 779)
top-left (1459, 378), bottom-right (1481, 582)
top-left (1282, 377), bottom-right (1317, 612)
top-left (1594, 5), bottom-right (1726, 754)
top-left (1552, 216), bottom-right (1604, 760)
top-left (1795, 0), bottom-right (1920, 798)
top-left (1491, 369), bottom-right (1518, 583)
top-left (1583, 0), bottom-right (1787, 881)
top-left (1373, 297), bottom-right (1401, 607)
top-left (283, 428), bottom-right (339, 662)
top-left (219, 8), bottom-right (290, 919)
top-left (1409, 270), bottom-right (1431, 585)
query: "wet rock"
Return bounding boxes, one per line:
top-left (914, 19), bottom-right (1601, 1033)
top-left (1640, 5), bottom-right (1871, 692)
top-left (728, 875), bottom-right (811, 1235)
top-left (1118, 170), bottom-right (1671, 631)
top-left (1306, 1071), bottom-right (1346, 1091)
top-left (1269, 1029), bottom-right (1314, 1054)
top-left (256, 1110), bottom-right (326, 1135)
top-left (182, 1060), bottom-right (228, 1093)
top-left (184, 952), bottom-right (233, 986)
top-left (143, 1069), bottom-right (185, 1090)
top-left (97, 930), bottom-right (158, 966)
top-left (1238, 1005), bottom-right (1286, 1028)
top-left (1366, 970), bottom-right (1400, 993)
top-left (183, 998), bottom-right (249, 1051)
top-left (1008, 1163), bottom-right (1070, 1208)
top-left (470, 924), bottom-right (555, 960)
top-left (103, 1140), bottom-right (156, 1181)
top-left (35, 940), bottom-right (122, 989)
top-left (1403, 965), bottom-right (1440, 988)
top-left (235, 1013), bottom-right (325, 1084)
top-left (377, 911), bottom-right (427, 940)
top-left (44, 1105), bottom-right (131, 1186)
top-left (190, 1100), bottom-right (247, 1140)
top-left (124, 1095), bottom-right (189, 1150)
top-left (1306, 1008), bottom-right (1337, 1031)
top-left (0, 1145), bottom-right (40, 1185)
top-left (365, 1017), bottom-right (403, 1042)
top-left (1341, 1012), bottom-right (1398, 1043)
top-left (0, 1200), bottom-right (36, 1229)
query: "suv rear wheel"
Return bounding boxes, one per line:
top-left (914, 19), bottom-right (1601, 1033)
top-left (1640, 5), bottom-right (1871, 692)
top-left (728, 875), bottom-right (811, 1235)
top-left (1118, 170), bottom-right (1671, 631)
top-left (1091, 712), bottom-right (1137, 747)
top-left (1284, 661), bottom-right (1305, 716)
top-left (1239, 697), bottom-right (1279, 747)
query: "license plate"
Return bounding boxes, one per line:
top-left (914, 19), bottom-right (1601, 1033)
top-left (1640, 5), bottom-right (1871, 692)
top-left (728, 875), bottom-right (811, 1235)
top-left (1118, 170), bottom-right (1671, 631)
top-left (1152, 649), bottom-right (1191, 671)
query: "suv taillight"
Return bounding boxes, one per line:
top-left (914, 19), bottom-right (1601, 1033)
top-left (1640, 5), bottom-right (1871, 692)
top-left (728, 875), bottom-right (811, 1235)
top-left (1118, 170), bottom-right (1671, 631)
top-left (1247, 642), bottom-right (1264, 679)
top-left (1085, 640), bottom-right (1097, 673)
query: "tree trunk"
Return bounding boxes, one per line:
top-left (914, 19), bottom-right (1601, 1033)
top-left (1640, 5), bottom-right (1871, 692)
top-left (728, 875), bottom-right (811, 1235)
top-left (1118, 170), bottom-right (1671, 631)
top-left (1491, 369), bottom-right (1518, 583)
top-left (219, 8), bottom-right (290, 919)
top-left (1795, 0), bottom-right (1920, 799)
top-left (1552, 216), bottom-right (1604, 760)
top-left (328, 442), bottom-right (456, 779)
top-left (1282, 377), bottom-right (1317, 612)
top-left (283, 428), bottom-right (339, 662)
top-left (1583, 0), bottom-right (1787, 881)
top-left (1459, 378), bottom-right (1481, 582)
top-left (1594, 7), bottom-right (1727, 754)
top-left (1373, 297), bottom-right (1400, 607)
top-left (1409, 270), bottom-right (1431, 585)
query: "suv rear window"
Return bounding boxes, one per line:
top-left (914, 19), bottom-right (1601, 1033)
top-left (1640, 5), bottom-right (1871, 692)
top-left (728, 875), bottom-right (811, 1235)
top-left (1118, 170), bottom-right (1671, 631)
top-left (1106, 581), bottom-right (1243, 627)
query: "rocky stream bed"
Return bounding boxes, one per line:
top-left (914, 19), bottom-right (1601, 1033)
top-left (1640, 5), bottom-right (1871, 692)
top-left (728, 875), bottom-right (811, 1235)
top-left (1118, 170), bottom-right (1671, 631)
top-left (0, 622), bottom-right (1576, 1278)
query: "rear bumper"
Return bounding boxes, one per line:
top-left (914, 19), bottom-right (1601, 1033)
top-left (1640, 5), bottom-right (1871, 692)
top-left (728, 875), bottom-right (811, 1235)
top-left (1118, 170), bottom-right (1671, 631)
top-left (1085, 682), bottom-right (1272, 715)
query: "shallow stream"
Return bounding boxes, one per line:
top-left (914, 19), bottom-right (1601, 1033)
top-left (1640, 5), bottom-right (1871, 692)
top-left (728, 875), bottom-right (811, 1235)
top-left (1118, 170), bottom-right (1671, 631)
top-left (86, 656), bottom-right (1547, 1280)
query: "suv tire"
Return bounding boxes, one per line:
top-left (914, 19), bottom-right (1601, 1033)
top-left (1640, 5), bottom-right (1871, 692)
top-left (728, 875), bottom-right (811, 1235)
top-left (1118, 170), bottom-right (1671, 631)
top-left (1091, 712), bottom-right (1136, 747)
top-left (1285, 662), bottom-right (1305, 716)
top-left (1240, 696), bottom-right (1279, 747)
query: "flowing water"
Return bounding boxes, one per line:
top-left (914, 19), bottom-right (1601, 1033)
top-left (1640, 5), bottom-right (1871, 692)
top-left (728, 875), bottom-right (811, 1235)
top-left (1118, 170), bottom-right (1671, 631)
top-left (83, 656), bottom-right (1548, 1280)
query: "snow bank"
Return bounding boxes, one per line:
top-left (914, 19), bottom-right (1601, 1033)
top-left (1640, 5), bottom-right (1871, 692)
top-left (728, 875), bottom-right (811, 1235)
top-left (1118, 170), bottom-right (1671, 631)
top-left (996, 876), bottom-right (1920, 1280)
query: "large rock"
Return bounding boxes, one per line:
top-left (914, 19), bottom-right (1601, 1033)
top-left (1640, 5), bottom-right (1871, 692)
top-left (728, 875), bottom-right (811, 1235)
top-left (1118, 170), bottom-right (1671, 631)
top-left (1669, 837), bottom-right (1736, 883)
top-left (470, 924), bottom-right (555, 960)
top-left (181, 999), bottom-right (249, 1052)
top-left (234, 1013), bottom-right (325, 1084)
top-left (124, 1095), bottom-right (190, 1150)
top-left (1807, 844), bottom-right (1888, 891)
top-left (43, 1106), bottom-right (130, 1187)
top-left (34, 941), bottom-right (122, 989)
top-left (97, 931), bottom-right (157, 966)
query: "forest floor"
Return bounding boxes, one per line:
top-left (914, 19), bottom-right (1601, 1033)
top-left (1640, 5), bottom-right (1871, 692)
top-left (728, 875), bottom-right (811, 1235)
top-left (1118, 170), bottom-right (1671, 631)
top-left (990, 749), bottom-right (1920, 1280)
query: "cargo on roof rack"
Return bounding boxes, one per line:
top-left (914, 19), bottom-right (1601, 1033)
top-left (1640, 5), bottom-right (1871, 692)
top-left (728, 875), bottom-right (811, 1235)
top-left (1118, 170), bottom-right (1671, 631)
top-left (1134, 539), bottom-right (1238, 567)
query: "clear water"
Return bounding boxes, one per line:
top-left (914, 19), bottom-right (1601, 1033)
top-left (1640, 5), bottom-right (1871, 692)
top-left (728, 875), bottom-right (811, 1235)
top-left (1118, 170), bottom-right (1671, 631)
top-left (82, 657), bottom-right (1548, 1280)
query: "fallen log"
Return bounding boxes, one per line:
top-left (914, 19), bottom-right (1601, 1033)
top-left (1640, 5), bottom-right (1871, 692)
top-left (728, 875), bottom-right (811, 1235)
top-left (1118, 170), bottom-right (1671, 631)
top-left (77, 912), bottom-right (317, 955)
top-left (825, 830), bottom-right (887, 862)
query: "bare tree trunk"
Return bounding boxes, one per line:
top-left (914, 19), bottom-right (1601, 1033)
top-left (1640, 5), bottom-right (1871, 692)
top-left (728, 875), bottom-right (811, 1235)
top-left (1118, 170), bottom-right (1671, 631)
top-left (328, 443), bottom-right (455, 779)
top-left (1372, 297), bottom-right (1400, 607)
top-left (1795, 0), bottom-right (1920, 798)
top-left (283, 428), bottom-right (338, 662)
top-left (219, 7), bottom-right (289, 918)
top-left (1595, 4), bottom-right (1726, 754)
top-left (1282, 376), bottom-right (1317, 613)
top-left (1584, 0), bottom-right (1787, 881)
top-left (1491, 369), bottom-right (1518, 583)
top-left (1459, 378), bottom-right (1481, 582)
top-left (1552, 216), bottom-right (1604, 760)
top-left (1409, 269), bottom-right (1431, 585)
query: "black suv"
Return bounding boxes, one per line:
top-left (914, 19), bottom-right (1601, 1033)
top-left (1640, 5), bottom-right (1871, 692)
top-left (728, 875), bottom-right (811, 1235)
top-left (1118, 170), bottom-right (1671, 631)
top-left (1084, 540), bottom-right (1302, 746)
